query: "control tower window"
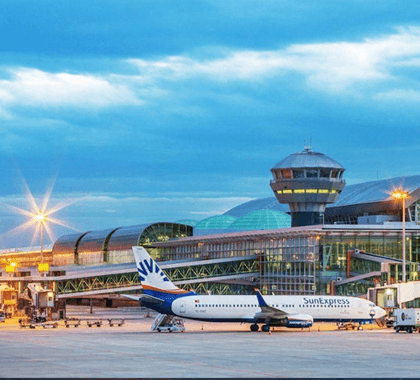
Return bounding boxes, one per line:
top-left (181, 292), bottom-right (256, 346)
top-left (293, 170), bottom-right (304, 179)
top-left (281, 170), bottom-right (292, 179)
top-left (331, 169), bottom-right (339, 178)
top-left (338, 170), bottom-right (344, 178)
top-left (306, 169), bottom-right (318, 178)
top-left (319, 169), bottom-right (330, 178)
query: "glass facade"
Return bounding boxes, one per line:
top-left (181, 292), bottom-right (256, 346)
top-left (258, 236), bottom-right (316, 295)
top-left (320, 231), bottom-right (420, 268)
top-left (52, 223), bottom-right (193, 266)
top-left (153, 230), bottom-right (318, 295)
top-left (154, 225), bottom-right (420, 296)
top-left (318, 228), bottom-right (420, 293)
top-left (195, 215), bottom-right (237, 230)
top-left (228, 210), bottom-right (291, 231)
top-left (47, 223), bottom-right (420, 297)
top-left (107, 223), bottom-right (193, 264)
top-left (52, 232), bottom-right (90, 266)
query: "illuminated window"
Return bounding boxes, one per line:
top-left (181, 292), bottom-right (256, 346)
top-left (281, 170), bottom-right (292, 179)
top-left (318, 189), bottom-right (329, 194)
top-left (306, 189), bottom-right (318, 194)
top-left (276, 190), bottom-right (282, 194)
top-left (330, 189), bottom-right (337, 194)
top-left (294, 189), bottom-right (305, 193)
top-left (283, 189), bottom-right (293, 194)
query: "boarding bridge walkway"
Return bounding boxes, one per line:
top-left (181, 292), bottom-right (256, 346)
top-left (335, 250), bottom-right (416, 296)
top-left (4, 256), bottom-right (259, 298)
top-left (368, 280), bottom-right (420, 308)
top-left (336, 271), bottom-right (383, 286)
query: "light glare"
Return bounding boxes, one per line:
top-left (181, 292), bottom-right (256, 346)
top-left (35, 214), bottom-right (45, 221)
top-left (391, 190), bottom-right (409, 200)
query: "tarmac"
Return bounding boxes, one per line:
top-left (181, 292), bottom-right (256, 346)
top-left (0, 306), bottom-right (419, 378)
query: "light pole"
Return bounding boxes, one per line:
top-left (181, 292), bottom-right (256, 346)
top-left (35, 213), bottom-right (46, 275)
top-left (391, 189), bottom-right (410, 283)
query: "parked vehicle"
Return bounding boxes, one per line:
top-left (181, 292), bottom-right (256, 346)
top-left (0, 310), bottom-right (5, 322)
top-left (394, 308), bottom-right (420, 333)
top-left (156, 318), bottom-right (185, 333)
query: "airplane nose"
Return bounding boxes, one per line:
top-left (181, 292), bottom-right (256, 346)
top-left (376, 306), bottom-right (386, 319)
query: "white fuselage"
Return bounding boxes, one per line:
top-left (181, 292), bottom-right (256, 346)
top-left (171, 295), bottom-right (385, 323)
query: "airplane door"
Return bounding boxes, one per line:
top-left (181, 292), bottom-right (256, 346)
top-left (180, 301), bottom-right (186, 314)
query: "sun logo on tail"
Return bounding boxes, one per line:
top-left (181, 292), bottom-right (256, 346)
top-left (137, 258), bottom-right (170, 282)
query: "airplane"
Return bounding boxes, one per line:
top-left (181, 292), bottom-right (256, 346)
top-left (123, 246), bottom-right (386, 332)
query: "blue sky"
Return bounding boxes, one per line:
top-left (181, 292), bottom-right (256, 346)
top-left (1, 1), bottom-right (420, 248)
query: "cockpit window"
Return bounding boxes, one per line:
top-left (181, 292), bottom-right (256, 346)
top-left (369, 303), bottom-right (375, 307)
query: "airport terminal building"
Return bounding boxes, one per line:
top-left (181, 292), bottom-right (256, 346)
top-left (2, 148), bottom-right (420, 305)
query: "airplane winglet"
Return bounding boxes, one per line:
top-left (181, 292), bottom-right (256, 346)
top-left (254, 288), bottom-right (269, 308)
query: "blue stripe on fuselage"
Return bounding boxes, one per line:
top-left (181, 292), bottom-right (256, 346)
top-left (141, 289), bottom-right (196, 316)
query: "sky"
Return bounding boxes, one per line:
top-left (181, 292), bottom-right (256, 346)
top-left (1, 0), bottom-right (420, 248)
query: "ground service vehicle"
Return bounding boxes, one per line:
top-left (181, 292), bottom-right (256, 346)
top-left (394, 308), bottom-right (420, 333)
top-left (0, 310), bottom-right (5, 322)
top-left (156, 318), bottom-right (185, 333)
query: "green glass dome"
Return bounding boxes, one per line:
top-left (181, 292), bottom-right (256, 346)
top-left (195, 215), bottom-right (237, 230)
top-left (174, 219), bottom-right (199, 227)
top-left (228, 209), bottom-right (291, 231)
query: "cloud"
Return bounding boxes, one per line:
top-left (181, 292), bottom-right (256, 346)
top-left (1, 26), bottom-right (420, 119)
top-left (0, 68), bottom-right (141, 109)
top-left (128, 26), bottom-right (420, 92)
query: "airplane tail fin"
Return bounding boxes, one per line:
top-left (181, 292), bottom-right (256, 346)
top-left (254, 288), bottom-right (269, 308)
top-left (132, 246), bottom-right (195, 298)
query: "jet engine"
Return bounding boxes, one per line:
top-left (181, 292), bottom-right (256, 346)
top-left (283, 314), bottom-right (314, 328)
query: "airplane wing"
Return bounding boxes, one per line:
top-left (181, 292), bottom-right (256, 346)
top-left (253, 288), bottom-right (288, 321)
top-left (121, 294), bottom-right (164, 304)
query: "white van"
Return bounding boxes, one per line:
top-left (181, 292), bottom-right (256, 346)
top-left (394, 308), bottom-right (420, 333)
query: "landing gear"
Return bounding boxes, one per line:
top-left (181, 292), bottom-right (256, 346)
top-left (262, 324), bottom-right (270, 332)
top-left (250, 324), bottom-right (259, 332)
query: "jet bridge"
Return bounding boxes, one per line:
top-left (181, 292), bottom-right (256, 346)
top-left (368, 281), bottom-right (420, 309)
top-left (334, 249), bottom-right (418, 296)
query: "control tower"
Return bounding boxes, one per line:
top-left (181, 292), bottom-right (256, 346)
top-left (270, 147), bottom-right (345, 227)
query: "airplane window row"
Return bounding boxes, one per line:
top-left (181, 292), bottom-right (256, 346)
top-left (301, 304), bottom-right (349, 308)
top-left (195, 304), bottom-right (258, 308)
top-left (194, 303), bottom-right (350, 308)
